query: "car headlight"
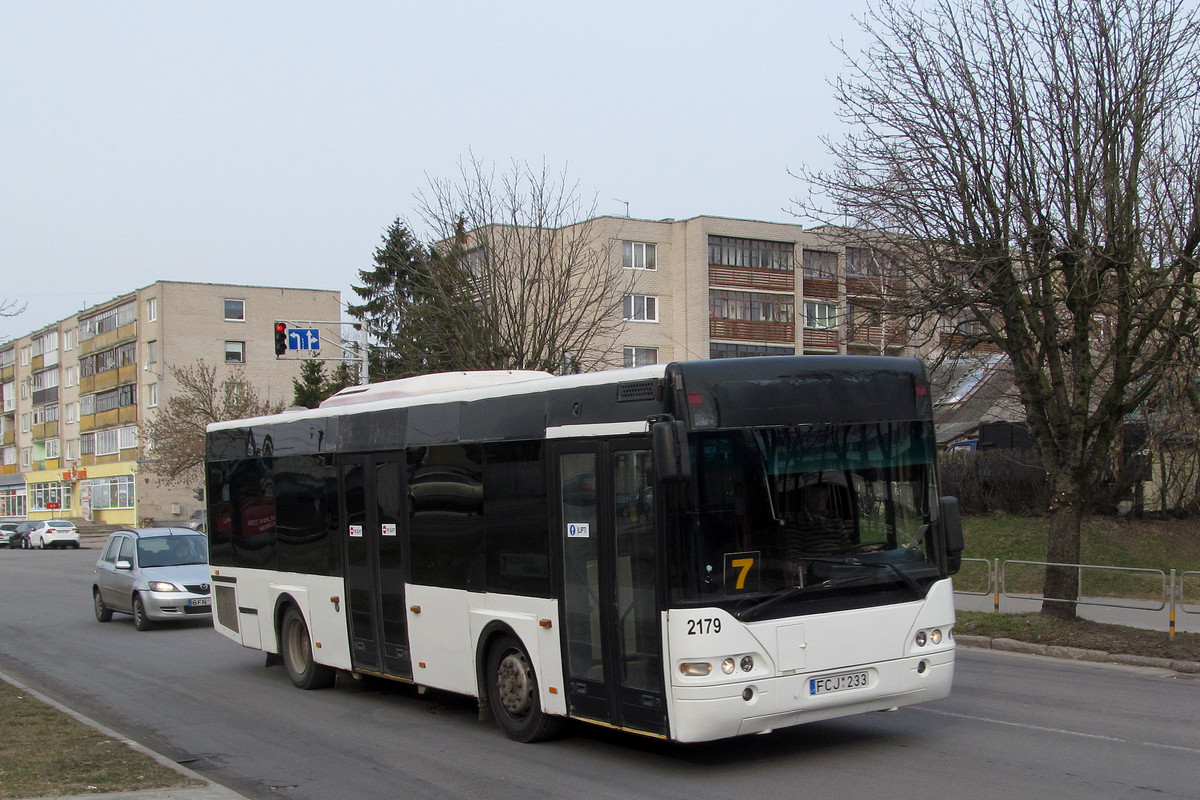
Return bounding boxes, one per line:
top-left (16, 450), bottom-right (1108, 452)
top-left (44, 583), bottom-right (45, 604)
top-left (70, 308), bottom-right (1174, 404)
top-left (148, 581), bottom-right (180, 593)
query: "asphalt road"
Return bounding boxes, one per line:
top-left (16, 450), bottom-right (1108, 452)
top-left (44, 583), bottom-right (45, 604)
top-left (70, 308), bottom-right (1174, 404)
top-left (2, 545), bottom-right (1198, 800)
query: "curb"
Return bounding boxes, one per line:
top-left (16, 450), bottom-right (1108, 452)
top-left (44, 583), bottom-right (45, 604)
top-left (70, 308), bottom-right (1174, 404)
top-left (0, 669), bottom-right (251, 800)
top-left (955, 634), bottom-right (1200, 674)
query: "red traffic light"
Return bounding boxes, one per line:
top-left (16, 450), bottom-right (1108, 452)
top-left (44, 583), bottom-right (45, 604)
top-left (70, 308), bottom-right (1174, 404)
top-left (274, 322), bottom-right (288, 356)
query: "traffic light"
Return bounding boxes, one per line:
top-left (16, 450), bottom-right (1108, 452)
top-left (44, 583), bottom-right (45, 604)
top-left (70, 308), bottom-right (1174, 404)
top-left (274, 322), bottom-right (288, 356)
top-left (193, 487), bottom-right (204, 502)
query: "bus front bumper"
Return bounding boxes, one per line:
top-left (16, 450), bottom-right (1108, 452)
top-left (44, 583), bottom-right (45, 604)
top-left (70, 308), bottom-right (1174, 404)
top-left (668, 649), bottom-right (955, 743)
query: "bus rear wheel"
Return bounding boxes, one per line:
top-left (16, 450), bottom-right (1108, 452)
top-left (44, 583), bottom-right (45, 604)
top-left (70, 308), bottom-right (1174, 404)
top-left (281, 606), bottom-right (336, 690)
top-left (485, 634), bottom-right (563, 742)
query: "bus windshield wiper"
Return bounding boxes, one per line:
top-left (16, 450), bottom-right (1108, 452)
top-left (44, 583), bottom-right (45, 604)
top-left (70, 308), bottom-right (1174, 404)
top-left (734, 560), bottom-right (925, 621)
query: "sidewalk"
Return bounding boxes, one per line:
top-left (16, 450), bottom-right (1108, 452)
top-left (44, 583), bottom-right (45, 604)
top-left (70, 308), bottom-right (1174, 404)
top-left (2, 670), bottom-right (251, 800)
top-left (954, 591), bottom-right (1200, 634)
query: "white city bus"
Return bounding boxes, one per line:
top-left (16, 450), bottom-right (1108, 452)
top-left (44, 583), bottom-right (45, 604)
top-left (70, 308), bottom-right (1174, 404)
top-left (205, 356), bottom-right (963, 743)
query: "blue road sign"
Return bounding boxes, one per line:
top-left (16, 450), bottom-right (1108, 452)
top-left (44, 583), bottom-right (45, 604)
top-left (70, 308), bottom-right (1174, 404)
top-left (287, 328), bottom-right (321, 351)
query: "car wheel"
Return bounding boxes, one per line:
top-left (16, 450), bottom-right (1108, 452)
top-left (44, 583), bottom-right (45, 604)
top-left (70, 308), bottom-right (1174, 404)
top-left (71, 542), bottom-right (80, 549)
top-left (486, 633), bottom-right (564, 742)
top-left (34, 535), bottom-right (44, 549)
top-left (133, 595), bottom-right (153, 631)
top-left (94, 589), bottom-right (113, 622)
top-left (280, 606), bottom-right (336, 690)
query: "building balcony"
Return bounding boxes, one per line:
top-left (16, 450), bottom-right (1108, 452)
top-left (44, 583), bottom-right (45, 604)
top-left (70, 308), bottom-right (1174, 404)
top-left (80, 320), bottom-right (137, 356)
top-left (708, 265), bottom-right (795, 292)
top-left (801, 277), bottom-right (838, 300)
top-left (802, 327), bottom-right (839, 350)
top-left (709, 318), bottom-right (795, 344)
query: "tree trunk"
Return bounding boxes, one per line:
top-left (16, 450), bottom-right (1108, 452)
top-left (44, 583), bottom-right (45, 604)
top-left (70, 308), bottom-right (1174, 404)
top-left (1041, 477), bottom-right (1084, 619)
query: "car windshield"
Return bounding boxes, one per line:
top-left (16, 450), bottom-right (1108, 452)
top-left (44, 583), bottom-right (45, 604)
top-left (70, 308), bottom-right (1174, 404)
top-left (47, 520), bottom-right (73, 527)
top-left (137, 535), bottom-right (208, 567)
top-left (670, 421), bottom-right (945, 616)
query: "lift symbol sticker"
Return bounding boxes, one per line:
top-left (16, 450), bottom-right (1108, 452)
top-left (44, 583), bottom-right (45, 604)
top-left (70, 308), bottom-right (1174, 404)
top-left (567, 522), bottom-right (591, 539)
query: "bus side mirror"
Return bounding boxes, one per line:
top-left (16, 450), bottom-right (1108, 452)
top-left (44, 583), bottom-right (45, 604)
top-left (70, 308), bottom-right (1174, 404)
top-left (652, 420), bottom-right (691, 482)
top-left (940, 496), bottom-right (964, 574)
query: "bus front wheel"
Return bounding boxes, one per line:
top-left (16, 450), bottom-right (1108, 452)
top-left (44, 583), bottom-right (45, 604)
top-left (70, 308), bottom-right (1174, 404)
top-left (280, 606), bottom-right (336, 690)
top-left (485, 634), bottom-right (563, 742)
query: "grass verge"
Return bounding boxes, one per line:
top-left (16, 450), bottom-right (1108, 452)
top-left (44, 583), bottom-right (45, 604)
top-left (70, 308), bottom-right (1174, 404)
top-left (0, 676), bottom-right (202, 799)
top-left (956, 611), bottom-right (1200, 662)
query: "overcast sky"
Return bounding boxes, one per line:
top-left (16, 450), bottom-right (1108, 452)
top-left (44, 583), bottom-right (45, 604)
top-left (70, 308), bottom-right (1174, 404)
top-left (1, 0), bottom-right (871, 341)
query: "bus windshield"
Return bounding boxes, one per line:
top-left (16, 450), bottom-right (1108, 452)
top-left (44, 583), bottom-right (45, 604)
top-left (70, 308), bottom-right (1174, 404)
top-left (671, 420), bottom-right (943, 615)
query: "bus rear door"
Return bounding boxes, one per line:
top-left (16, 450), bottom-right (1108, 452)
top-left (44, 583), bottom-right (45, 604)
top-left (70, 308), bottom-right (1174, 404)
top-left (341, 453), bottom-right (412, 680)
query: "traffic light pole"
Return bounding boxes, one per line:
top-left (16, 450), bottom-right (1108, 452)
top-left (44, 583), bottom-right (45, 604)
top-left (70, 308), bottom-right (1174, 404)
top-left (273, 320), bottom-right (369, 385)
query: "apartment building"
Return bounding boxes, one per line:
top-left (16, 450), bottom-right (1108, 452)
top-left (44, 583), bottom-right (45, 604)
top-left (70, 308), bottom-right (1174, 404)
top-left (586, 215), bottom-right (911, 368)
top-left (0, 282), bottom-right (341, 527)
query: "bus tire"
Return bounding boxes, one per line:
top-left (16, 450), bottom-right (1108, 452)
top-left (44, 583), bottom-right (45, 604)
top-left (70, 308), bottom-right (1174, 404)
top-left (281, 606), bottom-right (336, 690)
top-left (485, 634), bottom-right (563, 742)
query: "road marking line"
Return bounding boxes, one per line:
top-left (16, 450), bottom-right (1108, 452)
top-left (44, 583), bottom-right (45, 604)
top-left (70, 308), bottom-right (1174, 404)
top-left (912, 707), bottom-right (1200, 755)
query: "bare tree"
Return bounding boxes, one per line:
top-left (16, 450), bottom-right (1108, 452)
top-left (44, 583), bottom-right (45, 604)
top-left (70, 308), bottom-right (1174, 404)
top-left (1, 298), bottom-right (26, 317)
top-left (414, 155), bottom-right (635, 373)
top-left (145, 361), bottom-right (283, 486)
top-left (795, 0), bottom-right (1200, 618)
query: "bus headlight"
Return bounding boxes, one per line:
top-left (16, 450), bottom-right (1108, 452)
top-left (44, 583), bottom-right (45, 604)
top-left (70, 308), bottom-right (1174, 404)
top-left (680, 662), bottom-right (712, 676)
top-left (740, 655), bottom-right (754, 672)
top-left (915, 627), bottom-right (949, 648)
top-left (721, 658), bottom-right (736, 674)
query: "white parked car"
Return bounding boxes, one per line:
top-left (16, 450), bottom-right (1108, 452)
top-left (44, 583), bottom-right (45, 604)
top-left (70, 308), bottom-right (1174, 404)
top-left (17, 519), bottom-right (80, 549)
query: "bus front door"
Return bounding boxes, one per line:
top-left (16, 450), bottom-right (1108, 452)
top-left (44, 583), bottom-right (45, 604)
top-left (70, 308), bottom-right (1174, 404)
top-left (557, 443), bottom-right (667, 737)
top-left (341, 454), bottom-right (412, 680)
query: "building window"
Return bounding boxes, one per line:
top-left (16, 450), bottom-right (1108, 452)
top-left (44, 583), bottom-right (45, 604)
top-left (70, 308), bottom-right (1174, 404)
top-left (30, 481), bottom-right (70, 512)
top-left (623, 295), bottom-right (658, 322)
top-left (32, 404), bottom-right (58, 425)
top-left (623, 347), bottom-right (659, 368)
top-left (225, 341), bottom-right (246, 364)
top-left (45, 438), bottom-right (60, 459)
top-left (21, 448), bottom-right (31, 469)
top-left (710, 343), bottom-right (796, 359)
top-left (119, 425), bottom-right (137, 450)
top-left (622, 241), bottom-right (657, 270)
top-left (63, 329), bottom-right (75, 351)
top-left (86, 474), bottom-right (135, 510)
top-left (846, 246), bottom-right (886, 279)
top-left (95, 429), bottom-right (120, 456)
top-left (804, 300), bottom-right (839, 329)
top-left (147, 297), bottom-right (157, 322)
top-left (709, 289), bottom-right (794, 322)
top-left (147, 384), bottom-right (158, 408)
top-left (66, 439), bottom-right (78, 462)
top-left (708, 236), bottom-right (794, 271)
top-left (65, 403), bottom-right (78, 424)
top-left (803, 250), bottom-right (838, 279)
top-left (224, 299), bottom-right (246, 321)
top-left (147, 340), bottom-right (158, 364)
top-left (65, 366), bottom-right (77, 387)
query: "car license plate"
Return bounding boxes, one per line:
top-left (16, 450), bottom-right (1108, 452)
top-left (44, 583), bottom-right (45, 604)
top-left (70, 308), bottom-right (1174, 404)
top-left (810, 670), bottom-right (870, 695)
top-left (189, 597), bottom-right (211, 608)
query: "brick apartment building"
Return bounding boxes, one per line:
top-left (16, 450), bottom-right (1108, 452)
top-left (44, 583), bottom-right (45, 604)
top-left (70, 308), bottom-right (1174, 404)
top-left (586, 215), bottom-right (912, 368)
top-left (0, 282), bottom-right (341, 527)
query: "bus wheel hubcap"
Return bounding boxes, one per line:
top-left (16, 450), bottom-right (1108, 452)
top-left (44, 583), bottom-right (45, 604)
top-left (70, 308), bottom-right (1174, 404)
top-left (497, 651), bottom-right (532, 717)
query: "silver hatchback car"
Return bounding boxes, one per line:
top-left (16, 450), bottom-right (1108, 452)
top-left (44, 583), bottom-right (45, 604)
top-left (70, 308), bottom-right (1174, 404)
top-left (92, 528), bottom-right (212, 630)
